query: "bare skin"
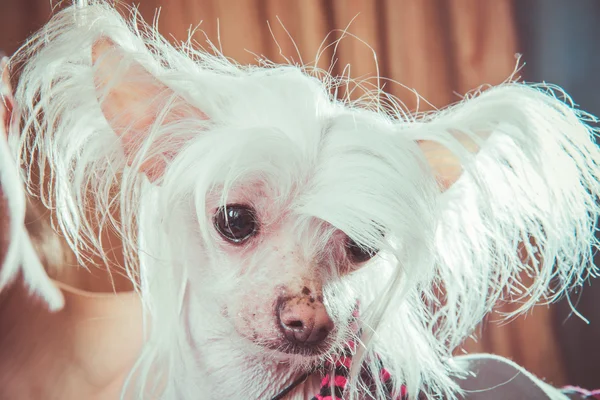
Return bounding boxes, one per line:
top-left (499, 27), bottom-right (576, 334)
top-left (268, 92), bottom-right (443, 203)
top-left (0, 278), bottom-right (142, 400)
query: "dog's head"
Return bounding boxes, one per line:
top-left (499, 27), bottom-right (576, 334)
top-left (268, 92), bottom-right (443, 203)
top-left (89, 39), bottom-right (442, 365)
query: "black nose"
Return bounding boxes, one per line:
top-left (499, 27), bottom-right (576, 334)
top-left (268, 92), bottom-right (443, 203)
top-left (278, 294), bottom-right (334, 346)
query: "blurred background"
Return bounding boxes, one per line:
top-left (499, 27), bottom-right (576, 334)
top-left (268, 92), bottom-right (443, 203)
top-left (1, 0), bottom-right (598, 390)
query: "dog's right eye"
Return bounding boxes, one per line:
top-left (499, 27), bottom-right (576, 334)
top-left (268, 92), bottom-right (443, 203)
top-left (214, 204), bottom-right (259, 244)
top-left (345, 237), bottom-right (378, 264)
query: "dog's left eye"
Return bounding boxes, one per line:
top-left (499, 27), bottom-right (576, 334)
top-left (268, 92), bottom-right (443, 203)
top-left (345, 237), bottom-right (378, 264)
top-left (214, 204), bottom-right (259, 244)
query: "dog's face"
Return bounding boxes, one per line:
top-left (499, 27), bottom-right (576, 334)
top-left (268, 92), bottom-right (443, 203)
top-left (203, 184), bottom-right (374, 360)
top-left (168, 116), bottom-right (399, 366)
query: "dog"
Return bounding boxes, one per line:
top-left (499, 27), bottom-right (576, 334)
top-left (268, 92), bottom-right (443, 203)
top-left (1, 2), bottom-right (600, 399)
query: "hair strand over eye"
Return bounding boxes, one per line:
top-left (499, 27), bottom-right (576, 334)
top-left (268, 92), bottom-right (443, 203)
top-left (345, 236), bottom-right (378, 264)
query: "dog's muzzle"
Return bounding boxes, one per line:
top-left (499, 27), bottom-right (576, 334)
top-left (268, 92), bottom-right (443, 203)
top-left (276, 292), bottom-right (334, 354)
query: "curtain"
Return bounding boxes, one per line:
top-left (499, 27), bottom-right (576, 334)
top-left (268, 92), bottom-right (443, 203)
top-left (134, 0), bottom-right (518, 110)
top-left (1, 0), bottom-right (517, 110)
top-left (0, 0), bottom-right (568, 386)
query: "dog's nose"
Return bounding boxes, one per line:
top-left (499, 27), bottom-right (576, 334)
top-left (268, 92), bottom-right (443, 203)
top-left (278, 293), bottom-right (334, 346)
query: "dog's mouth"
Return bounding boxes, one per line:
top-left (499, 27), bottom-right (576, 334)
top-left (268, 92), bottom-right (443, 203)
top-left (260, 335), bottom-right (334, 357)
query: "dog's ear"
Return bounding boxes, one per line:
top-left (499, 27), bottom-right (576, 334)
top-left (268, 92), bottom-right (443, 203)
top-left (92, 39), bottom-right (207, 181)
top-left (411, 84), bottom-right (600, 332)
top-left (417, 131), bottom-right (488, 191)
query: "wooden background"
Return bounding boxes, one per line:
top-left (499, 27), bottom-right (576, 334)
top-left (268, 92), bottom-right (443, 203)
top-left (1, 0), bottom-right (596, 389)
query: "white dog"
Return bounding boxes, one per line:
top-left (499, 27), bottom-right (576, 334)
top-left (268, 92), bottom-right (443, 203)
top-left (1, 2), bottom-right (599, 399)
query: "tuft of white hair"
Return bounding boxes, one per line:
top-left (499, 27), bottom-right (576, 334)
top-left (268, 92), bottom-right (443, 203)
top-left (0, 62), bottom-right (64, 310)
top-left (2, 1), bottom-right (599, 400)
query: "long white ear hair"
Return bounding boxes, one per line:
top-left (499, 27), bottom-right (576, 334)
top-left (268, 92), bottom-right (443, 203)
top-left (10, 2), bottom-right (213, 398)
top-left (10, 0), bottom-right (208, 282)
top-left (374, 84), bottom-right (600, 398)
top-left (0, 58), bottom-right (64, 310)
top-left (420, 83), bottom-right (599, 324)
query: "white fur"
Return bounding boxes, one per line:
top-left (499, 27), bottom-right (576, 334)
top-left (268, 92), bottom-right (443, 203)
top-left (0, 65), bottom-right (64, 310)
top-left (2, 2), bottom-right (600, 399)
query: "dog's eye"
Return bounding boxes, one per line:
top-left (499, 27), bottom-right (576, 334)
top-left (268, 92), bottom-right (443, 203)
top-left (214, 204), bottom-right (259, 244)
top-left (345, 237), bottom-right (378, 264)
